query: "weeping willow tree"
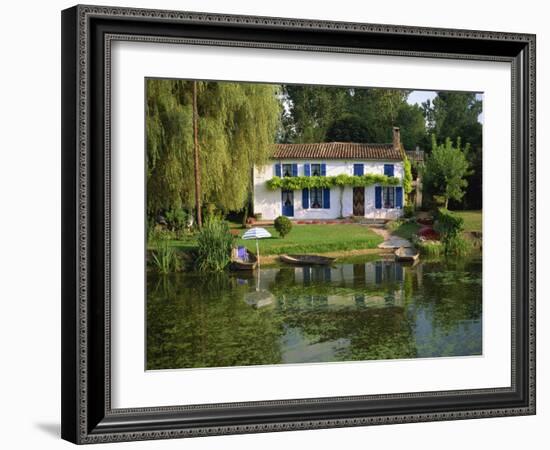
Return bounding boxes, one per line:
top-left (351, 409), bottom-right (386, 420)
top-left (146, 79), bottom-right (281, 222)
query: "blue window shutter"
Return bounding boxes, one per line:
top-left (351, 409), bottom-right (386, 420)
top-left (302, 188), bottom-right (309, 209)
top-left (292, 164), bottom-right (298, 177)
top-left (304, 163), bottom-right (310, 177)
top-left (353, 164), bottom-right (364, 176)
top-left (375, 263), bottom-right (382, 284)
top-left (323, 188), bottom-right (330, 209)
top-left (320, 163), bottom-right (327, 176)
top-left (375, 186), bottom-right (382, 209)
top-left (274, 164), bottom-right (281, 177)
top-left (396, 186), bottom-right (403, 208)
top-left (303, 267), bottom-right (311, 284)
top-left (384, 164), bottom-right (394, 177)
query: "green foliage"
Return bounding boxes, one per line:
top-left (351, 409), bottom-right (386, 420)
top-left (282, 85), bottom-right (350, 142)
top-left (266, 174), bottom-right (400, 190)
top-left (443, 234), bottom-right (472, 256)
top-left (423, 92), bottom-right (482, 150)
top-left (423, 135), bottom-right (471, 208)
top-left (413, 238), bottom-right (444, 256)
top-left (146, 79), bottom-right (281, 217)
top-left (403, 156), bottom-right (413, 199)
top-left (282, 86), bottom-right (429, 147)
top-left (326, 114), bottom-right (370, 142)
top-left (274, 216), bottom-right (293, 238)
top-left (422, 92), bottom-right (483, 209)
top-left (434, 208), bottom-right (471, 256)
top-left (195, 217), bottom-right (233, 272)
top-left (403, 204), bottom-right (415, 218)
top-left (435, 208), bottom-right (465, 239)
top-left (151, 238), bottom-right (180, 274)
top-left (164, 208), bottom-right (189, 237)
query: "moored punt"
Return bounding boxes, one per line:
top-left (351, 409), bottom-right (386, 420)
top-left (394, 246), bottom-right (419, 262)
top-left (279, 254), bottom-right (336, 266)
top-left (230, 247), bottom-right (258, 271)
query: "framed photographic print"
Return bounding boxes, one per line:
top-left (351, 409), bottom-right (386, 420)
top-left (61, 4), bottom-right (536, 444)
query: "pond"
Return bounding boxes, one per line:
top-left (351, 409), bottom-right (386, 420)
top-left (146, 256), bottom-right (482, 370)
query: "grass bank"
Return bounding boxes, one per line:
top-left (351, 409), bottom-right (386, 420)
top-left (236, 224), bottom-right (383, 255)
top-left (155, 224), bottom-right (384, 256)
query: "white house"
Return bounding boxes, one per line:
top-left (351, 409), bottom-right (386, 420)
top-left (253, 127), bottom-right (406, 220)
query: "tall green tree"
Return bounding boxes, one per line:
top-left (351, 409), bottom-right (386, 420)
top-left (325, 114), bottom-right (370, 142)
top-left (282, 85), bottom-right (350, 143)
top-left (283, 86), bottom-right (428, 149)
top-left (423, 92), bottom-right (482, 148)
top-left (423, 92), bottom-right (482, 209)
top-left (423, 135), bottom-right (471, 209)
top-left (146, 79), bottom-right (281, 219)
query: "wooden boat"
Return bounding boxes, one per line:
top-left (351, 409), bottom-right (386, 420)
top-left (394, 246), bottom-right (419, 262)
top-left (279, 254), bottom-right (335, 266)
top-left (230, 247), bottom-right (258, 271)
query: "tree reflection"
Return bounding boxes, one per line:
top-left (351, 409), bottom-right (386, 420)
top-left (147, 257), bottom-right (482, 370)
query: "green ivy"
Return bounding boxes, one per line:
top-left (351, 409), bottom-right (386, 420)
top-left (403, 157), bottom-right (413, 196)
top-left (266, 174), bottom-right (400, 190)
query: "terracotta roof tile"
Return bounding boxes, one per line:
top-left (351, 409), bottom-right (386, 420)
top-left (272, 142), bottom-right (403, 161)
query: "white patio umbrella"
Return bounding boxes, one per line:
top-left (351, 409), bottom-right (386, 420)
top-left (242, 227), bottom-right (271, 269)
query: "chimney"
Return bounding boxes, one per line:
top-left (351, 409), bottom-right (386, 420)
top-left (392, 127), bottom-right (401, 150)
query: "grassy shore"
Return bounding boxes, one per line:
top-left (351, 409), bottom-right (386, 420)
top-left (157, 224), bottom-right (383, 256)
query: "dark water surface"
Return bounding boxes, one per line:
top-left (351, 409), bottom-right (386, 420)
top-left (146, 257), bottom-right (482, 370)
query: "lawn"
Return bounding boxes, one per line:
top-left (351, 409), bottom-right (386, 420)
top-left (452, 210), bottom-right (482, 233)
top-left (236, 224), bottom-right (383, 255)
top-left (157, 224), bottom-right (384, 256)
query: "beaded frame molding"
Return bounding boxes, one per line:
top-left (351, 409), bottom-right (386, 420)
top-left (61, 4), bottom-right (536, 444)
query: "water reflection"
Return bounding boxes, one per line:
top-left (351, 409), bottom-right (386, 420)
top-left (147, 258), bottom-right (482, 370)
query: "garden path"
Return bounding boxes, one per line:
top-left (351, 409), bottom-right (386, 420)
top-left (370, 226), bottom-right (413, 249)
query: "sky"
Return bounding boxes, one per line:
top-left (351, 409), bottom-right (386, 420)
top-left (407, 90), bottom-right (484, 124)
top-left (407, 90), bottom-right (437, 107)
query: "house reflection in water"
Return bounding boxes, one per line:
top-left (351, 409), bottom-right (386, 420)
top-left (266, 261), bottom-right (407, 310)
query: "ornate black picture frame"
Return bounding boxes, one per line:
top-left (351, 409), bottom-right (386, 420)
top-left (61, 4), bottom-right (536, 444)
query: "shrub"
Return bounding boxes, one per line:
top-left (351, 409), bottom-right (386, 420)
top-left (195, 217), bottom-right (233, 272)
top-left (403, 204), bottom-right (415, 218)
top-left (274, 215), bottom-right (292, 238)
top-left (444, 234), bottom-right (473, 256)
top-left (412, 236), bottom-right (443, 256)
top-left (434, 208), bottom-right (469, 255)
top-left (164, 207), bottom-right (189, 237)
top-left (418, 227), bottom-right (440, 240)
top-left (150, 238), bottom-right (180, 274)
top-left (434, 208), bottom-right (464, 238)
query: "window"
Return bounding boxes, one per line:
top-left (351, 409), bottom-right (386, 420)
top-left (282, 164), bottom-right (293, 177)
top-left (375, 186), bottom-right (403, 209)
top-left (384, 164), bottom-right (395, 177)
top-left (310, 187), bottom-right (323, 208)
top-left (311, 164), bottom-right (322, 176)
top-left (383, 186), bottom-right (395, 208)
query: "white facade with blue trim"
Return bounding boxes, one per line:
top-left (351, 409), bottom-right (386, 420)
top-left (253, 128), bottom-right (406, 221)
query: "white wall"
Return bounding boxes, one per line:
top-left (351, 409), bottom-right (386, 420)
top-left (0, 1), bottom-right (547, 450)
top-left (254, 160), bottom-right (404, 219)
